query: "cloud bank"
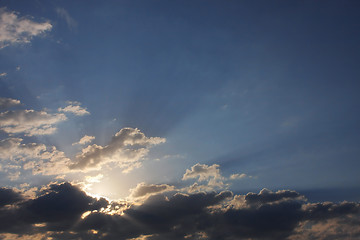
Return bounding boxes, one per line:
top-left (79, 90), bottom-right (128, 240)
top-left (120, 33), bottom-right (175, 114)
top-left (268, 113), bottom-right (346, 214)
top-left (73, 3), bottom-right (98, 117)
top-left (0, 182), bottom-right (359, 240)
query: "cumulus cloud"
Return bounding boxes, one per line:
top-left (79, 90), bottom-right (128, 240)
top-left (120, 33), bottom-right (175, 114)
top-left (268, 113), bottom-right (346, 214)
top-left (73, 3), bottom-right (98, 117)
top-left (0, 109), bottom-right (67, 136)
top-left (0, 182), bottom-right (358, 240)
top-left (130, 182), bottom-right (175, 199)
top-left (72, 135), bottom-right (95, 146)
top-left (58, 102), bottom-right (89, 116)
top-left (0, 7), bottom-right (52, 49)
top-left (0, 97), bottom-right (20, 109)
top-left (0, 137), bottom-right (71, 176)
top-left (182, 163), bottom-right (223, 182)
top-left (70, 128), bottom-right (166, 172)
top-left (0, 72), bottom-right (7, 77)
top-left (183, 163), bottom-right (252, 193)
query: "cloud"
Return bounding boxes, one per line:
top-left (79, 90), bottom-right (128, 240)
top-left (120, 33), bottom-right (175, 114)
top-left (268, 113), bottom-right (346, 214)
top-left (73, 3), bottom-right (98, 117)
top-left (182, 163), bottom-right (223, 182)
top-left (0, 97), bottom-right (20, 109)
top-left (72, 135), bottom-right (95, 146)
top-left (0, 72), bottom-right (7, 77)
top-left (244, 188), bottom-right (306, 207)
top-left (0, 188), bottom-right (23, 207)
top-left (0, 137), bottom-right (71, 177)
top-left (0, 7), bottom-right (52, 49)
top-left (58, 102), bottom-right (89, 116)
top-left (0, 182), bottom-right (108, 235)
top-left (0, 182), bottom-right (359, 240)
top-left (70, 128), bottom-right (166, 172)
top-left (0, 109), bottom-right (67, 136)
top-left (56, 8), bottom-right (77, 31)
top-left (229, 173), bottom-right (247, 180)
top-left (129, 182), bottom-right (175, 199)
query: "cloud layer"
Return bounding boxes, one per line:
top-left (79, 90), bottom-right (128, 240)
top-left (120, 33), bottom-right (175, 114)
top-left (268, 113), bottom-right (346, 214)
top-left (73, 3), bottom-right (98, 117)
top-left (0, 182), bottom-right (359, 240)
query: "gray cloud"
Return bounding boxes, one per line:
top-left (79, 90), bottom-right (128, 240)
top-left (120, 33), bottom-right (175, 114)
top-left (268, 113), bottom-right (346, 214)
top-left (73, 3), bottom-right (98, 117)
top-left (245, 188), bottom-right (306, 207)
top-left (0, 182), bottom-right (359, 240)
top-left (70, 128), bottom-right (166, 172)
top-left (0, 7), bottom-right (52, 49)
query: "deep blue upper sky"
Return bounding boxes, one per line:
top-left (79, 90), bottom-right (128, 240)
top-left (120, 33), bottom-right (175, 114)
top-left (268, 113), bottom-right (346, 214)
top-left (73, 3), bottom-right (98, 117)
top-left (1, 0), bottom-right (360, 201)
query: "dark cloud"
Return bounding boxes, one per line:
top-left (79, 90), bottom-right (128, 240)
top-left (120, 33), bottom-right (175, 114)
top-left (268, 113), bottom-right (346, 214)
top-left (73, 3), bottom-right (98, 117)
top-left (0, 182), bottom-right (359, 240)
top-left (245, 188), bottom-right (306, 207)
top-left (303, 201), bottom-right (360, 222)
top-left (0, 182), bottom-right (108, 234)
top-left (0, 187), bottom-right (23, 207)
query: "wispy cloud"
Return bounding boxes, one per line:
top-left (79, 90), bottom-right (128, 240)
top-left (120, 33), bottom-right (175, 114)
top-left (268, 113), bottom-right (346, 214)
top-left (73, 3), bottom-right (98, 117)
top-left (56, 7), bottom-right (77, 31)
top-left (0, 7), bottom-right (52, 49)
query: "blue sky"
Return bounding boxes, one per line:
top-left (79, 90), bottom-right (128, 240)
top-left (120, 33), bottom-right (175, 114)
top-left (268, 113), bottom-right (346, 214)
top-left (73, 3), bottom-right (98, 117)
top-left (0, 1), bottom-right (360, 239)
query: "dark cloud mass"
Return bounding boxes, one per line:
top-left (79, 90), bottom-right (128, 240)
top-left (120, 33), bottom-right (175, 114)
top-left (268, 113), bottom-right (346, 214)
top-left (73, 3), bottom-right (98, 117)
top-left (0, 182), bottom-right (359, 240)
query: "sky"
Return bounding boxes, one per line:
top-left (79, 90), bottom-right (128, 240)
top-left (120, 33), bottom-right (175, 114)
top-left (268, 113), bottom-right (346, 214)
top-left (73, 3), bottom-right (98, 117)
top-left (0, 1), bottom-right (360, 239)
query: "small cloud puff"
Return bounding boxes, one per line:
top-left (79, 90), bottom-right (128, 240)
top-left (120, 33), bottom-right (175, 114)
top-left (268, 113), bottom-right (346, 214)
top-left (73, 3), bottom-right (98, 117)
top-left (72, 135), bottom-right (95, 146)
top-left (58, 102), bottom-right (89, 116)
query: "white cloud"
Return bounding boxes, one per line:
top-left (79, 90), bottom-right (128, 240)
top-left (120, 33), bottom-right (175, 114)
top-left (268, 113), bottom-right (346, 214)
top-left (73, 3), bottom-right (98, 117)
top-left (0, 109), bottom-right (67, 136)
top-left (58, 102), bottom-right (90, 116)
top-left (0, 7), bottom-right (52, 49)
top-left (182, 163), bottom-right (223, 182)
top-left (70, 128), bottom-right (166, 172)
top-left (0, 97), bottom-right (20, 109)
top-left (0, 72), bottom-right (7, 77)
top-left (72, 135), bottom-right (95, 146)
